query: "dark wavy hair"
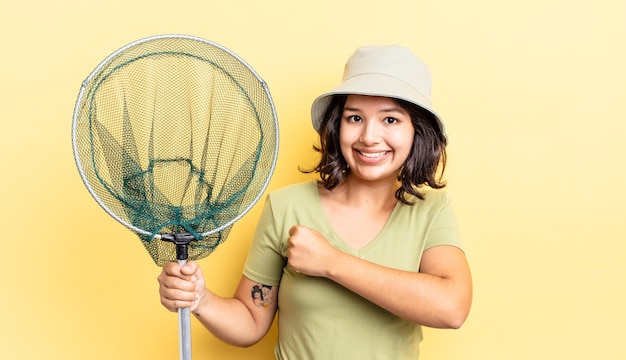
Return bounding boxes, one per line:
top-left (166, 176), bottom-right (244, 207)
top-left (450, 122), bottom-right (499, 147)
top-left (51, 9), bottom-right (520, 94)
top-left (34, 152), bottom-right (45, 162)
top-left (303, 95), bottom-right (447, 205)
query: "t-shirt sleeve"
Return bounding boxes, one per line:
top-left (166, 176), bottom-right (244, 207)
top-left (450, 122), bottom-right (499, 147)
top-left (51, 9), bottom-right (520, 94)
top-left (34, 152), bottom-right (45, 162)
top-left (424, 192), bottom-right (464, 252)
top-left (242, 195), bottom-right (286, 286)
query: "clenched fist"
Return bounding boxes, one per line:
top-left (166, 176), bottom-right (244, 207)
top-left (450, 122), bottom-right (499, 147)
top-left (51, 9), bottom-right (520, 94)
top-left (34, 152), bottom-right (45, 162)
top-left (287, 225), bottom-right (341, 277)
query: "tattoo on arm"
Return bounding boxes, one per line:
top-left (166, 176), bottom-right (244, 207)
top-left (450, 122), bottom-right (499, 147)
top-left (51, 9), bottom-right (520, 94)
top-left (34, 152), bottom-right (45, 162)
top-left (250, 283), bottom-right (274, 309)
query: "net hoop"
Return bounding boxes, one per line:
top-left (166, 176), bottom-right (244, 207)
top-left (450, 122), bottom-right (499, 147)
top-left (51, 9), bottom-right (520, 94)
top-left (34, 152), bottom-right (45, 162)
top-left (71, 34), bottom-right (279, 240)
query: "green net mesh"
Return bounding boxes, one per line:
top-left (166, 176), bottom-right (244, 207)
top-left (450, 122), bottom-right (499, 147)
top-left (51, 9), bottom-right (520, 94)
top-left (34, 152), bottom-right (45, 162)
top-left (72, 35), bottom-right (278, 266)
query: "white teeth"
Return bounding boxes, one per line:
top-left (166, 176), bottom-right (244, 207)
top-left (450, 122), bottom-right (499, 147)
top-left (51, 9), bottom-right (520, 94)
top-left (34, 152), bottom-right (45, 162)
top-left (360, 151), bottom-right (387, 158)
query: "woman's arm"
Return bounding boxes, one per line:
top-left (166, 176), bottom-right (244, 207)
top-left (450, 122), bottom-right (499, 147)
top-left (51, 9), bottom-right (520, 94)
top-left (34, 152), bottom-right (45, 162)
top-left (158, 261), bottom-right (278, 347)
top-left (287, 225), bottom-right (472, 328)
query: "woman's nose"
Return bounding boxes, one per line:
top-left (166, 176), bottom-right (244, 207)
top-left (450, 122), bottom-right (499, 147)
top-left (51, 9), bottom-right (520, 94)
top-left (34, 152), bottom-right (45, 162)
top-left (359, 120), bottom-right (381, 145)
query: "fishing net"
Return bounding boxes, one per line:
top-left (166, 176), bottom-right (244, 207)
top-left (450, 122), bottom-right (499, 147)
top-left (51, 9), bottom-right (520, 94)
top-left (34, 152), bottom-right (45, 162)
top-left (71, 34), bottom-right (279, 360)
top-left (72, 34), bottom-right (279, 266)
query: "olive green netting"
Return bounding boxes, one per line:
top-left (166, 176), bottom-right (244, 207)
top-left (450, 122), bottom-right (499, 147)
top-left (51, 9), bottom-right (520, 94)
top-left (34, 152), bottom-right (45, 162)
top-left (73, 36), bottom-right (278, 266)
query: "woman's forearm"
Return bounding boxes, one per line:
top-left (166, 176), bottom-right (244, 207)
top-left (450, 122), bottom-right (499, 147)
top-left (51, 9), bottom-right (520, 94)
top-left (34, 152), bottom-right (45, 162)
top-left (325, 246), bottom-right (472, 328)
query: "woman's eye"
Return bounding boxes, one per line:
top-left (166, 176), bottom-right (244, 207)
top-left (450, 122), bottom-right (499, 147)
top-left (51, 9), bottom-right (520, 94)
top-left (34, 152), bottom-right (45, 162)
top-left (384, 117), bottom-right (398, 124)
top-left (347, 115), bottom-right (362, 122)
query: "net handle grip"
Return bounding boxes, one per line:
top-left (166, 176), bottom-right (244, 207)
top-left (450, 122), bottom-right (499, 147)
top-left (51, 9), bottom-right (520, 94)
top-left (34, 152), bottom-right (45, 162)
top-left (160, 233), bottom-right (196, 261)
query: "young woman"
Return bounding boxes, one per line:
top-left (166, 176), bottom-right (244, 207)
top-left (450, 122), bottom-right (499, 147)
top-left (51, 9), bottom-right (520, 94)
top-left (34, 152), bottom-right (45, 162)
top-left (158, 45), bottom-right (472, 359)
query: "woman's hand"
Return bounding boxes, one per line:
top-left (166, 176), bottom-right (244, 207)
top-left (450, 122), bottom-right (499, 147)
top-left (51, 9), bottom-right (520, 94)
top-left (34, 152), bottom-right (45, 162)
top-left (157, 261), bottom-right (207, 313)
top-left (287, 225), bottom-right (340, 277)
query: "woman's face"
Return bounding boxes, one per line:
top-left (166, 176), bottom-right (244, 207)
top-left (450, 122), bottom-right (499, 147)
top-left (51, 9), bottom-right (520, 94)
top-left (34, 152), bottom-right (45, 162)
top-left (339, 95), bottom-right (415, 183)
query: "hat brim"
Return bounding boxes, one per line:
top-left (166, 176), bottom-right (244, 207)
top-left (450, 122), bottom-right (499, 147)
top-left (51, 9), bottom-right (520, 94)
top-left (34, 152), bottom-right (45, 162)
top-left (311, 73), bottom-right (445, 136)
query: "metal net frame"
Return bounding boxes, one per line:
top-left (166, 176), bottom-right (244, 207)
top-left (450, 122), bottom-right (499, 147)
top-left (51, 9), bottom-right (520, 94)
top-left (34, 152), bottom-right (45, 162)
top-left (72, 34), bottom-right (279, 360)
top-left (72, 34), bottom-right (279, 266)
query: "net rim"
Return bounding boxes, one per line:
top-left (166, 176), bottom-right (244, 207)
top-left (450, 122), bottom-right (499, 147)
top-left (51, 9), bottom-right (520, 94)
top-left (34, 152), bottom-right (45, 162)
top-left (71, 33), bottom-right (279, 240)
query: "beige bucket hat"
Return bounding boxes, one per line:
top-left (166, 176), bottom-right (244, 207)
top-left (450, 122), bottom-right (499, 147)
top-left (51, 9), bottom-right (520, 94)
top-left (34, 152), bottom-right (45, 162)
top-left (310, 45), bottom-right (445, 137)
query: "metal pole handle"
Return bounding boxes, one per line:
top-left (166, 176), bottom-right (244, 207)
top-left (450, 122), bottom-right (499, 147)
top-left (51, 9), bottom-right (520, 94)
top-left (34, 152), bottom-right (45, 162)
top-left (178, 259), bottom-right (192, 360)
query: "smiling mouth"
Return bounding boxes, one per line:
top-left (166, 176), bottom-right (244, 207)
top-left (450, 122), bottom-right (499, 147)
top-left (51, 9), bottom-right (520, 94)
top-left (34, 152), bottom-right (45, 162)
top-left (358, 151), bottom-right (389, 158)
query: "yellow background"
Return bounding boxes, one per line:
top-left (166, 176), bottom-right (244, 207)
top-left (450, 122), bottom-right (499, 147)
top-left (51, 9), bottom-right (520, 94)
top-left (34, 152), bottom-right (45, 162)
top-left (2, 1), bottom-right (625, 359)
